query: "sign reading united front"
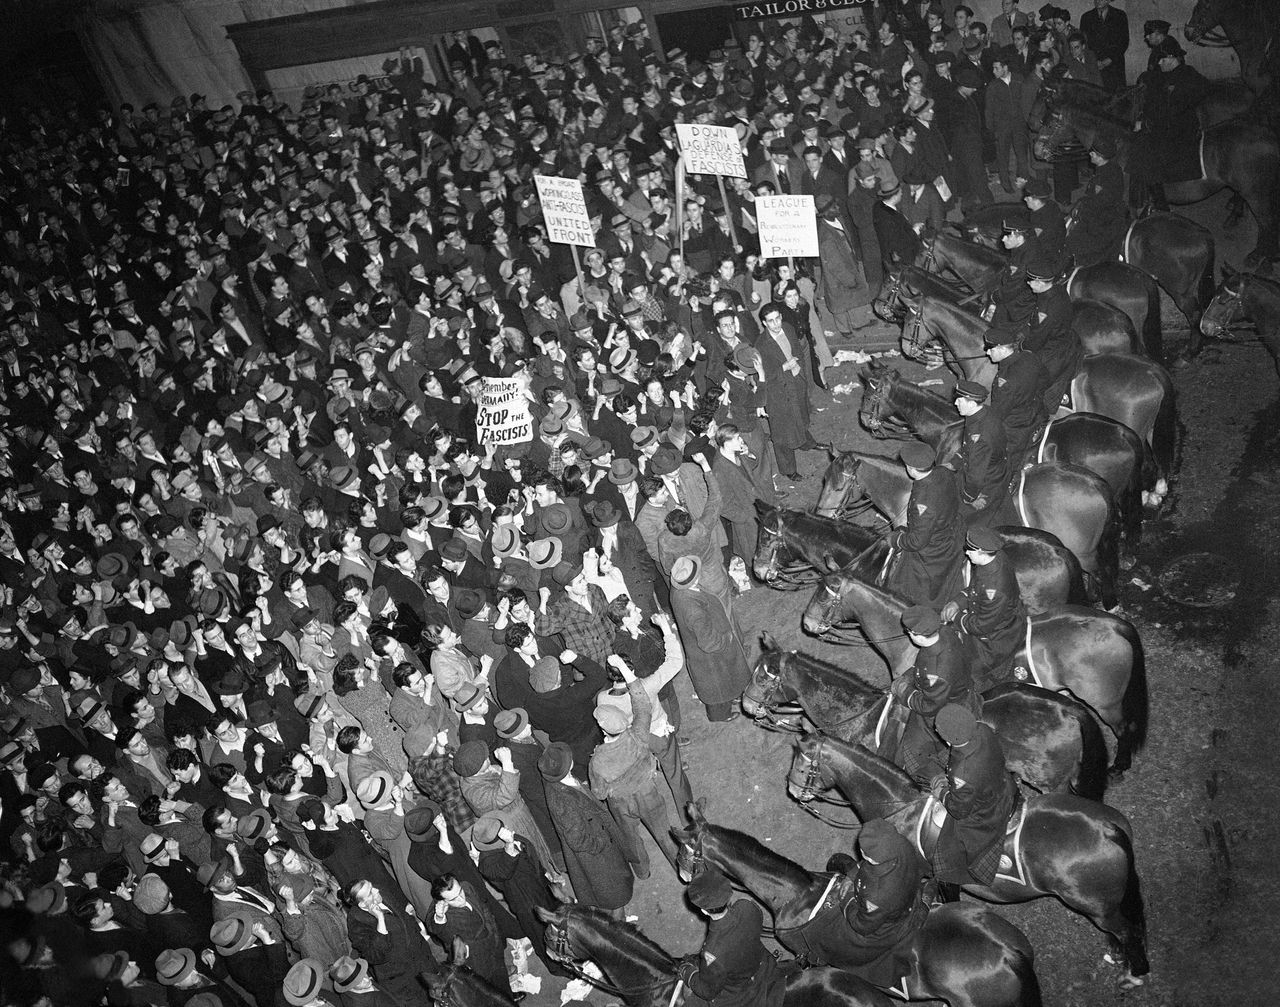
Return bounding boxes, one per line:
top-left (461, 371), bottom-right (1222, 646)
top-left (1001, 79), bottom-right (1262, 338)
top-left (733, 0), bottom-right (865, 20)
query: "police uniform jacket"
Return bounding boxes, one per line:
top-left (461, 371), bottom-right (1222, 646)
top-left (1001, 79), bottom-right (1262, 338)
top-left (1025, 284), bottom-right (1083, 393)
top-left (955, 551), bottom-right (1025, 668)
top-left (903, 625), bottom-right (979, 719)
top-left (686, 899), bottom-right (780, 1007)
top-left (1028, 201), bottom-right (1066, 258)
top-left (893, 466), bottom-right (966, 606)
top-left (956, 403), bottom-right (1009, 509)
top-left (990, 238), bottom-right (1039, 327)
top-left (940, 722), bottom-right (1018, 858)
top-left (845, 832), bottom-right (929, 986)
top-left (990, 348), bottom-right (1049, 460)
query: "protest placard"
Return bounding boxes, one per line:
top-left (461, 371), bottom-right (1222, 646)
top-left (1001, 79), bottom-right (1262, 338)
top-left (755, 194), bottom-right (819, 259)
top-left (533, 175), bottom-right (596, 247)
top-left (475, 377), bottom-right (534, 446)
top-left (675, 123), bottom-right (747, 178)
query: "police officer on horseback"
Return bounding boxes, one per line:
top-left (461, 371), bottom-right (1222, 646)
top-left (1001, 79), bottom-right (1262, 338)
top-left (953, 379), bottom-right (1010, 524)
top-left (1024, 249), bottom-right (1083, 413)
top-left (1021, 177), bottom-right (1066, 259)
top-left (840, 819), bottom-right (930, 988)
top-left (1136, 37), bottom-right (1210, 210)
top-left (941, 527), bottom-right (1026, 691)
top-left (888, 442), bottom-right (966, 607)
top-left (679, 867), bottom-right (782, 1007)
top-left (986, 219), bottom-right (1039, 327)
top-left (1065, 137), bottom-right (1127, 266)
top-left (984, 321), bottom-right (1050, 473)
top-left (930, 704), bottom-right (1020, 887)
top-left (891, 604), bottom-right (980, 784)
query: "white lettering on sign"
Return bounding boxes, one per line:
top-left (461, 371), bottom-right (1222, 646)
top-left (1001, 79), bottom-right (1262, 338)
top-left (475, 377), bottom-right (534, 445)
top-left (675, 123), bottom-right (748, 179)
top-left (533, 175), bottom-right (596, 248)
top-left (754, 194), bottom-right (820, 259)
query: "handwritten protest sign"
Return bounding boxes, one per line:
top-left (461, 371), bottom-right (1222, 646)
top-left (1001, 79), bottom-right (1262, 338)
top-left (534, 175), bottom-right (596, 247)
top-left (675, 123), bottom-right (747, 178)
top-left (755, 194), bottom-right (819, 259)
top-left (475, 377), bottom-right (533, 446)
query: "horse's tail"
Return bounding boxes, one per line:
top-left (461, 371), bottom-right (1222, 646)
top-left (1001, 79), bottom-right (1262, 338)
top-left (1116, 430), bottom-right (1147, 553)
top-left (1062, 541), bottom-right (1089, 607)
top-left (1112, 617), bottom-right (1150, 774)
top-left (1140, 273), bottom-right (1163, 362)
top-left (1151, 370), bottom-right (1179, 484)
top-left (1197, 230), bottom-right (1218, 317)
top-left (1108, 822), bottom-right (1151, 977)
top-left (1009, 946), bottom-right (1044, 1007)
top-left (1093, 496), bottom-right (1121, 610)
top-left (1070, 699), bottom-right (1110, 802)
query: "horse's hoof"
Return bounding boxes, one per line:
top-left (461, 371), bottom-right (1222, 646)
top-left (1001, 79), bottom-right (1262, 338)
top-left (1107, 767), bottom-right (1127, 783)
top-left (1119, 974), bottom-right (1146, 991)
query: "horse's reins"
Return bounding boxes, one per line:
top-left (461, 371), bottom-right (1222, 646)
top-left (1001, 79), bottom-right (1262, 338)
top-left (545, 925), bottom-right (681, 1001)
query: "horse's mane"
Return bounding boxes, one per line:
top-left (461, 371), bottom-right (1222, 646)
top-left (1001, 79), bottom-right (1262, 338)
top-left (434, 965), bottom-right (518, 1006)
top-left (705, 822), bottom-right (814, 888)
top-left (568, 905), bottom-right (674, 969)
top-left (836, 565), bottom-right (914, 613)
top-left (788, 648), bottom-right (884, 700)
top-left (778, 507), bottom-right (880, 549)
top-left (883, 370), bottom-right (953, 415)
top-left (818, 734), bottom-right (920, 799)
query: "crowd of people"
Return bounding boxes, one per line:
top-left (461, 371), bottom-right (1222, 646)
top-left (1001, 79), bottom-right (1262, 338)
top-left (0, 1), bottom-right (1207, 1004)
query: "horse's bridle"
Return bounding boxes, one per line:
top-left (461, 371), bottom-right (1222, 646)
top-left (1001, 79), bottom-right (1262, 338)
top-left (746, 654), bottom-right (805, 731)
top-left (756, 517), bottom-right (825, 587)
top-left (788, 736), bottom-right (862, 828)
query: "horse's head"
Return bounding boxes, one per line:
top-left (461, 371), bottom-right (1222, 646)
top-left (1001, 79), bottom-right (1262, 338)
top-left (873, 267), bottom-right (908, 322)
top-left (536, 904), bottom-right (585, 968)
top-left (751, 501), bottom-right (787, 583)
top-left (1185, 0), bottom-right (1231, 43)
top-left (1033, 105), bottom-right (1076, 161)
top-left (896, 290), bottom-right (932, 361)
top-left (425, 938), bottom-right (512, 1007)
top-left (815, 449), bottom-right (866, 518)
top-left (858, 363), bottom-right (898, 436)
top-left (1201, 264), bottom-right (1249, 341)
top-left (741, 633), bottom-right (795, 717)
top-left (671, 799), bottom-right (710, 883)
top-left (787, 732), bottom-right (837, 803)
top-left (802, 567), bottom-right (856, 637)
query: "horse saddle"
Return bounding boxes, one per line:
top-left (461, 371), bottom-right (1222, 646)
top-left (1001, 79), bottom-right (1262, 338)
top-left (996, 790), bottom-right (1029, 885)
top-left (912, 796), bottom-right (968, 883)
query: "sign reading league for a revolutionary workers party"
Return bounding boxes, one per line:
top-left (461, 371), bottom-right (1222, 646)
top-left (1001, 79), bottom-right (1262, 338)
top-left (475, 377), bottom-right (533, 446)
top-left (755, 195), bottom-right (820, 259)
top-left (675, 123), bottom-right (747, 179)
top-left (732, 0), bottom-right (865, 21)
top-left (533, 174), bottom-right (595, 247)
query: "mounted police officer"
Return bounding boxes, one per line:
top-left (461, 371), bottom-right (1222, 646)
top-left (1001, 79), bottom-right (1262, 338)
top-left (986, 218), bottom-right (1038, 327)
top-left (679, 867), bottom-right (782, 1007)
top-left (1136, 38), bottom-right (1210, 210)
top-left (1021, 177), bottom-right (1066, 259)
top-left (890, 604), bottom-right (979, 784)
top-left (942, 527), bottom-right (1026, 690)
top-left (984, 321), bottom-right (1049, 474)
top-left (929, 704), bottom-right (1019, 887)
top-left (1024, 249), bottom-right (1083, 413)
top-left (841, 819), bottom-right (930, 988)
top-left (889, 442), bottom-right (966, 607)
top-left (953, 378), bottom-right (1010, 525)
top-left (1065, 137), bottom-right (1127, 266)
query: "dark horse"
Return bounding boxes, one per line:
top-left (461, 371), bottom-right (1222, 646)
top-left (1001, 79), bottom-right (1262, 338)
top-left (803, 569), bottom-right (1149, 776)
top-left (1185, 0), bottom-right (1280, 95)
top-left (787, 733), bottom-right (1149, 991)
top-left (907, 232), bottom-right (1163, 358)
top-left (857, 362), bottom-right (1161, 549)
top-left (672, 802), bottom-right (1044, 1007)
top-left (751, 501), bottom-right (884, 589)
top-left (424, 939), bottom-right (522, 1006)
top-left (534, 904), bottom-right (895, 1007)
top-left (1201, 265), bottom-right (1280, 380)
top-left (1035, 97), bottom-right (1280, 266)
top-left (1119, 212), bottom-right (1217, 356)
top-left (741, 636), bottom-right (1109, 799)
top-left (814, 446), bottom-right (1121, 608)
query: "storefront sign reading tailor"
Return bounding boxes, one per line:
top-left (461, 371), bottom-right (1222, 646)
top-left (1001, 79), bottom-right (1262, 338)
top-left (533, 174), bottom-right (595, 247)
top-left (475, 377), bottom-right (533, 445)
top-left (755, 194), bottom-right (819, 259)
top-left (675, 123), bottom-right (747, 178)
top-left (733, 0), bottom-right (864, 21)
